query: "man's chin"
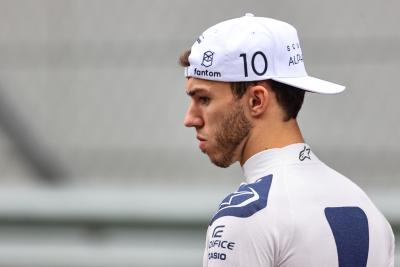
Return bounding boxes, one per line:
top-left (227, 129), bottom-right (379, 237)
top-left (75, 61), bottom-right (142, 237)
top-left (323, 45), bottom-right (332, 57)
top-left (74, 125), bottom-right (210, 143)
top-left (208, 153), bottom-right (234, 168)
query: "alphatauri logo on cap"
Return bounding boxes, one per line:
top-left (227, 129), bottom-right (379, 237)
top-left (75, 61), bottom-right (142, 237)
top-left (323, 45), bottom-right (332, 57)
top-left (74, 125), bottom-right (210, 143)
top-left (201, 51), bottom-right (214, 67)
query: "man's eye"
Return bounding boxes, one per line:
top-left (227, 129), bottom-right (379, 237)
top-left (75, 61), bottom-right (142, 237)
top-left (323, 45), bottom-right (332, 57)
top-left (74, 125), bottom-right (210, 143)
top-left (199, 96), bottom-right (210, 105)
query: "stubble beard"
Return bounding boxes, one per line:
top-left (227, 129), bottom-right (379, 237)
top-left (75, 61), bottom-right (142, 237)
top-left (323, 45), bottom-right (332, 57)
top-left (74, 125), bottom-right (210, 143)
top-left (209, 103), bottom-right (253, 168)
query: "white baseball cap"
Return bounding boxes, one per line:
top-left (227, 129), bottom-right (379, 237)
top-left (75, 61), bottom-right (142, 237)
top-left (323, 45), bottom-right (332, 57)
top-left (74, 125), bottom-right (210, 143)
top-left (185, 13), bottom-right (345, 94)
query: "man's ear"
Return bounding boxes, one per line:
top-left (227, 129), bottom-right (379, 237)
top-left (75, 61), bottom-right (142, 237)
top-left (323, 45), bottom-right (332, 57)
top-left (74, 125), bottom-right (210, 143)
top-left (246, 82), bottom-right (270, 117)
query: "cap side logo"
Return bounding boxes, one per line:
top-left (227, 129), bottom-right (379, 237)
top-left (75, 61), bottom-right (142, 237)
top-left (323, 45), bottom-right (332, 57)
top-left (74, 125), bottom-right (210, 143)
top-left (201, 50), bottom-right (214, 67)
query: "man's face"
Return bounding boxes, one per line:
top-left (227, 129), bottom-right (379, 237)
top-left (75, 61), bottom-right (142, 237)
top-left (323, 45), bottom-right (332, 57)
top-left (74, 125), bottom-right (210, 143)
top-left (184, 78), bottom-right (252, 168)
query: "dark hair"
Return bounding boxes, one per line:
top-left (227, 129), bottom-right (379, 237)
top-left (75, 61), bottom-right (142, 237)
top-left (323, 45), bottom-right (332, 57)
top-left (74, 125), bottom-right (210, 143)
top-left (179, 50), bottom-right (305, 121)
top-left (179, 49), bottom-right (191, 67)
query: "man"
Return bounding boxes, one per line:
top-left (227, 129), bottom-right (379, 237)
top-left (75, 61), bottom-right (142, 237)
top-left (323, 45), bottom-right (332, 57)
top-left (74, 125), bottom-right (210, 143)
top-left (180, 14), bottom-right (395, 266)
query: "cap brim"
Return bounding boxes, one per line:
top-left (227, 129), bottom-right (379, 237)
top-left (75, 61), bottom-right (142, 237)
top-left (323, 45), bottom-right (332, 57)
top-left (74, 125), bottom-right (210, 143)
top-left (271, 76), bottom-right (345, 94)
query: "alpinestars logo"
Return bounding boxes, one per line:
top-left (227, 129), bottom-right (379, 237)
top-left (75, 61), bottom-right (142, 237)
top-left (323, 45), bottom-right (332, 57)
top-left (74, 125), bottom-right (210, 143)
top-left (209, 175), bottom-right (273, 225)
top-left (201, 51), bottom-right (214, 67)
top-left (299, 146), bottom-right (311, 161)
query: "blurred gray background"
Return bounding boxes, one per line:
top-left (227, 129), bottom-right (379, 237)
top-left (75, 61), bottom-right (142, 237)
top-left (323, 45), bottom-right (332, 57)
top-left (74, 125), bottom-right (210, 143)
top-left (0, 0), bottom-right (398, 266)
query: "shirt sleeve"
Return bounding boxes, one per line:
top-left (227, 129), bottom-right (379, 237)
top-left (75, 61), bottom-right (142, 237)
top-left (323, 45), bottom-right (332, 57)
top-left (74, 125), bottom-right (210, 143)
top-left (202, 175), bottom-right (283, 267)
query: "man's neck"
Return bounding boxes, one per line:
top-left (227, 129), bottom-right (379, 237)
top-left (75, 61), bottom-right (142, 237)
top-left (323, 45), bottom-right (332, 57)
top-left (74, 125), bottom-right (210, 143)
top-left (239, 119), bottom-right (304, 166)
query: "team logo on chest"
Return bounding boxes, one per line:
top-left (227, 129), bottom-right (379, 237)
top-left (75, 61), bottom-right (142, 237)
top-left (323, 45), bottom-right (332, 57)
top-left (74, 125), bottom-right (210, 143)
top-left (209, 175), bottom-right (273, 225)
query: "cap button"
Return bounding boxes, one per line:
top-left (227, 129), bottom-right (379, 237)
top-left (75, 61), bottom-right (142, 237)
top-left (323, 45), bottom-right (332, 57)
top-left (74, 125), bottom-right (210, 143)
top-left (245, 13), bottom-right (254, 17)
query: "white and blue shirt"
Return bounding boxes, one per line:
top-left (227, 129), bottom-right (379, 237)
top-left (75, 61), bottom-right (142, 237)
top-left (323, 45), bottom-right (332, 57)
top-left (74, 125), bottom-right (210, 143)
top-left (203, 143), bottom-right (395, 267)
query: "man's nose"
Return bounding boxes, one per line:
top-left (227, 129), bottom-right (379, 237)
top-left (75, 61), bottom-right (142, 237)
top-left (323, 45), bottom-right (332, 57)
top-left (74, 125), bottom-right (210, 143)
top-left (184, 105), bottom-right (204, 128)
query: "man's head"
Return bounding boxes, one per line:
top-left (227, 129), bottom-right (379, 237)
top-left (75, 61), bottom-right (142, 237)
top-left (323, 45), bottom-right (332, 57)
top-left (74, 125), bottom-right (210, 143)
top-left (183, 78), bottom-right (253, 167)
top-left (181, 14), bottom-right (345, 167)
top-left (182, 73), bottom-right (304, 168)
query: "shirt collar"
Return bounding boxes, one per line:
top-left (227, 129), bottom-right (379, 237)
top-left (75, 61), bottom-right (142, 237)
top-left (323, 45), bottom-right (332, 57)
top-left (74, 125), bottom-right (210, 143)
top-left (241, 143), bottom-right (316, 183)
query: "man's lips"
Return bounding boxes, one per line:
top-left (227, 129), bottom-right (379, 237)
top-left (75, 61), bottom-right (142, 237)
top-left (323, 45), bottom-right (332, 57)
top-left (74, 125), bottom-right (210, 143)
top-left (197, 135), bottom-right (207, 150)
top-left (197, 135), bottom-right (206, 142)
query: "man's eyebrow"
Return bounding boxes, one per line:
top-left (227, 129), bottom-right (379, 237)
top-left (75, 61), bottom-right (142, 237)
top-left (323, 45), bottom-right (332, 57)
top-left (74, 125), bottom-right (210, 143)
top-left (186, 88), bottom-right (209, 97)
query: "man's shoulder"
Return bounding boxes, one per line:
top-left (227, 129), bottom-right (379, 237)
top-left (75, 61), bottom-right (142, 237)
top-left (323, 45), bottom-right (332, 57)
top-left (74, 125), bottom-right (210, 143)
top-left (209, 175), bottom-right (274, 226)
